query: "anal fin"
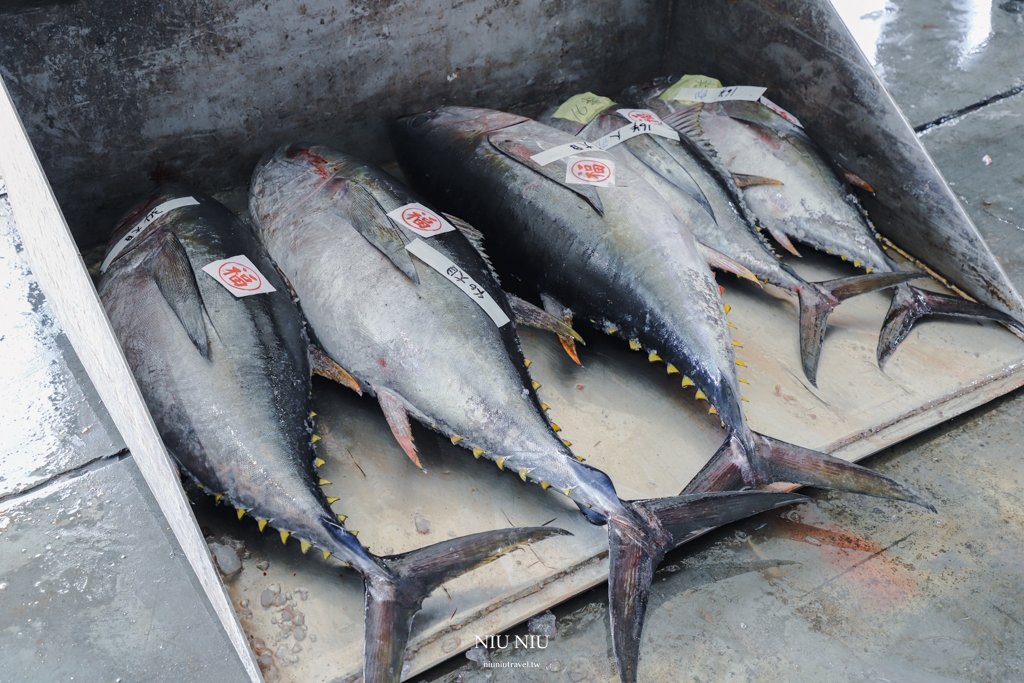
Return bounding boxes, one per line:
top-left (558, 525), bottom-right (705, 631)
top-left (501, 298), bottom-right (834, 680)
top-left (376, 387), bottom-right (421, 468)
top-left (309, 346), bottom-right (361, 394)
top-left (151, 231), bottom-right (209, 358)
top-left (763, 225), bottom-right (801, 257)
top-left (696, 243), bottom-right (761, 285)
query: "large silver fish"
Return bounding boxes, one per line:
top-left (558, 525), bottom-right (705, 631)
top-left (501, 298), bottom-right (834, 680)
top-left (390, 104), bottom-right (933, 511)
top-left (248, 144), bottom-right (808, 683)
top-left (538, 103), bottom-right (920, 385)
top-left (98, 184), bottom-right (565, 683)
top-left (626, 78), bottom-right (1024, 366)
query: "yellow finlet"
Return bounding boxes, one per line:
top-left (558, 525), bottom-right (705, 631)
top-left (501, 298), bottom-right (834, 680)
top-left (727, 322), bottom-right (737, 329)
top-left (682, 376), bottom-right (695, 387)
top-left (541, 481), bottom-right (551, 490)
top-left (738, 377), bottom-right (749, 384)
top-left (742, 396), bottom-right (749, 402)
top-left (562, 488), bottom-right (572, 496)
top-left (723, 304), bottom-right (731, 314)
top-left (694, 390), bottom-right (707, 401)
top-left (709, 406), bottom-right (718, 415)
top-left (450, 435), bottom-right (463, 444)
top-left (257, 519), bottom-right (268, 532)
top-left (319, 478), bottom-right (332, 486)
top-left (496, 457), bottom-right (505, 470)
top-left (736, 359), bottom-right (748, 367)
top-left (236, 507), bottom-right (246, 520)
top-left (541, 403), bottom-right (550, 411)
top-left (309, 411), bottom-right (317, 418)
top-left (524, 358), bottom-right (532, 368)
top-left (214, 494), bottom-right (223, 503)
top-left (866, 267), bottom-right (873, 273)
top-left (575, 455), bottom-right (585, 462)
top-left (854, 261), bottom-right (861, 267)
top-left (666, 364), bottom-right (679, 374)
top-left (327, 497), bottom-right (340, 504)
top-left (731, 340), bottom-right (743, 348)
top-left (562, 439), bottom-right (572, 447)
top-left (648, 352), bottom-right (661, 362)
top-left (196, 483), bottom-right (205, 490)
top-left (532, 381), bottom-right (542, 390)
top-left (606, 326), bottom-right (618, 334)
top-left (629, 339), bottom-right (641, 350)
top-left (300, 540), bottom-right (312, 554)
top-left (337, 514), bottom-right (347, 523)
top-left (280, 530), bottom-right (290, 545)
top-left (350, 529), bottom-right (359, 537)
top-left (518, 469), bottom-right (529, 482)
top-left (551, 422), bottom-right (561, 432)
top-left (472, 447), bottom-right (484, 458)
top-left (311, 434), bottom-right (321, 443)
top-left (314, 457), bottom-right (326, 468)
top-left (841, 255), bottom-right (848, 261)
top-left (322, 550), bottom-right (331, 560)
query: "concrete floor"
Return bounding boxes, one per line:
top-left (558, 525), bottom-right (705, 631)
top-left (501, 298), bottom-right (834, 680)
top-left (414, 1), bottom-right (1024, 681)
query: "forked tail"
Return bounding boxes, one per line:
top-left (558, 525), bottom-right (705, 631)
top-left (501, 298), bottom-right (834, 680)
top-left (682, 430), bottom-right (935, 512)
top-left (344, 524), bottom-right (570, 682)
top-left (878, 284), bottom-right (1024, 368)
top-left (607, 491), bottom-right (807, 683)
top-left (797, 270), bottom-right (924, 385)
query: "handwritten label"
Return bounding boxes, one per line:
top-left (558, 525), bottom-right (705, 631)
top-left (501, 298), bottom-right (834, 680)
top-left (565, 156), bottom-right (616, 187)
top-left (592, 110), bottom-right (681, 150)
top-left (530, 139), bottom-right (600, 166)
top-left (101, 196), bottom-right (200, 272)
top-left (404, 239), bottom-right (510, 327)
top-left (758, 95), bottom-right (803, 128)
top-left (659, 74), bottom-right (723, 102)
top-left (202, 255), bottom-right (277, 297)
top-left (664, 84), bottom-right (766, 104)
top-left (551, 93), bottom-right (616, 124)
top-left (386, 203), bottom-right (456, 237)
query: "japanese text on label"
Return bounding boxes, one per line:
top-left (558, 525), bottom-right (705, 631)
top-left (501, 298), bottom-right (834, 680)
top-left (659, 74), bottom-right (723, 102)
top-left (564, 156), bottom-right (615, 187)
top-left (593, 113), bottom-right (680, 150)
top-left (202, 255), bottom-right (277, 298)
top-left (404, 239), bottom-right (511, 327)
top-left (531, 139), bottom-right (599, 166)
top-left (100, 196), bottom-right (200, 272)
top-left (386, 203), bottom-right (456, 237)
top-left (664, 84), bottom-right (766, 104)
top-left (551, 93), bottom-right (616, 125)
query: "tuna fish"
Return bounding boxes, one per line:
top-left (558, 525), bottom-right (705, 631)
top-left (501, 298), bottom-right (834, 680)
top-left (537, 102), bottom-right (921, 385)
top-left (98, 184), bottom-right (567, 683)
top-left (248, 143), bottom-right (809, 683)
top-left (390, 105), bottom-right (933, 510)
top-left (625, 77), bottom-right (1024, 366)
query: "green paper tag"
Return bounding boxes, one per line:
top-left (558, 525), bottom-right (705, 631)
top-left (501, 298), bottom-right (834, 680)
top-left (552, 93), bottom-right (616, 124)
top-left (659, 74), bottom-right (723, 103)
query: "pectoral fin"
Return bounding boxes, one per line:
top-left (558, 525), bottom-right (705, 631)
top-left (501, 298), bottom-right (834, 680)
top-left (309, 346), bottom-right (361, 394)
top-left (151, 232), bottom-right (209, 358)
top-left (842, 168), bottom-right (875, 193)
top-left (696, 243), bottom-right (761, 285)
top-left (376, 387), bottom-right (421, 468)
top-left (334, 182), bottom-right (420, 283)
top-left (732, 173), bottom-right (784, 188)
top-left (624, 134), bottom-right (715, 222)
top-left (488, 134), bottom-right (604, 216)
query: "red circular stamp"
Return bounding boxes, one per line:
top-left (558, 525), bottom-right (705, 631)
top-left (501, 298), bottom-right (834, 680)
top-left (217, 261), bottom-right (263, 291)
top-left (570, 159), bottom-right (612, 184)
top-left (624, 110), bottom-right (663, 126)
top-left (401, 207), bottom-right (443, 233)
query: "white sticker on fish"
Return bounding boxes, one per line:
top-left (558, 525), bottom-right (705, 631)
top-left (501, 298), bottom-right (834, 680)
top-left (666, 85), bottom-right (766, 104)
top-left (386, 203), bottom-right (456, 237)
top-left (591, 110), bottom-right (680, 150)
top-left (404, 239), bottom-right (511, 327)
top-left (530, 139), bottom-right (600, 166)
top-left (100, 196), bottom-right (200, 272)
top-left (565, 156), bottom-right (616, 188)
top-left (758, 95), bottom-right (804, 128)
top-left (201, 255), bottom-right (278, 297)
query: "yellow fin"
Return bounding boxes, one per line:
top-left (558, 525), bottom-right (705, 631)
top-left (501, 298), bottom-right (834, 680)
top-left (727, 322), bottom-right (737, 329)
top-left (562, 488), bottom-right (572, 496)
top-left (319, 478), bottom-right (332, 486)
top-left (742, 396), bottom-right (749, 402)
top-left (606, 327), bottom-right (619, 334)
top-left (682, 376), bottom-right (695, 387)
top-left (866, 267), bottom-right (873, 273)
top-left (841, 255), bottom-right (848, 261)
top-left (541, 481), bottom-right (551, 490)
top-left (731, 340), bottom-right (742, 348)
top-left (724, 304), bottom-right (731, 314)
top-left (322, 550), bottom-right (331, 560)
top-left (629, 339), bottom-right (641, 350)
top-left (314, 457), bottom-right (326, 468)
top-left (309, 411), bottom-right (317, 418)
top-left (214, 494), bottom-right (223, 503)
top-left (300, 540), bottom-right (311, 554)
top-left (562, 439), bottom-right (572, 447)
top-left (648, 352), bottom-right (661, 362)
top-left (236, 508), bottom-right (246, 520)
top-left (518, 468), bottom-right (529, 481)
top-left (196, 483), bottom-right (205, 490)
top-left (327, 497), bottom-right (340, 504)
top-left (280, 530), bottom-right (290, 545)
top-left (736, 359), bottom-right (747, 367)
top-left (311, 434), bottom-right (321, 443)
top-left (738, 377), bottom-right (749, 384)
top-left (551, 422), bottom-right (562, 432)
top-left (524, 358), bottom-right (532, 368)
top-left (695, 390), bottom-right (707, 401)
top-left (337, 514), bottom-right (347, 523)
top-left (350, 529), bottom-right (359, 537)
top-left (473, 447), bottom-right (484, 458)
top-left (541, 402), bottom-right (550, 411)
top-left (532, 381), bottom-right (542, 390)
top-left (257, 519), bottom-right (268, 532)
top-left (709, 406), bottom-right (718, 415)
top-left (666, 364), bottom-right (679, 374)
top-left (450, 435), bottom-right (463, 444)
top-left (496, 457), bottom-right (505, 470)
top-left (854, 261), bottom-right (861, 267)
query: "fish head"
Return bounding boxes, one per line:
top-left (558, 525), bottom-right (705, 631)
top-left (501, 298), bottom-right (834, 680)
top-left (101, 184), bottom-right (207, 274)
top-left (391, 106), bottom-right (528, 150)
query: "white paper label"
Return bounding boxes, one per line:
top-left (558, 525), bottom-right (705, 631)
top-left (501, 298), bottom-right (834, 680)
top-left (201, 255), bottom-right (277, 297)
top-left (564, 156), bottom-right (616, 187)
top-left (666, 85), bottom-right (767, 104)
top-left (530, 140), bottom-right (599, 166)
top-left (593, 118), bottom-right (680, 151)
top-left (616, 109), bottom-right (666, 126)
top-left (758, 95), bottom-right (803, 128)
top-left (404, 239), bottom-right (511, 327)
top-left (100, 196), bottom-right (200, 272)
top-left (386, 203), bottom-right (456, 237)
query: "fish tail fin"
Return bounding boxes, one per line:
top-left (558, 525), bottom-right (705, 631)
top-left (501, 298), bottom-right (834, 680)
top-left (351, 525), bottom-right (570, 682)
top-left (608, 491), bottom-right (807, 682)
top-left (797, 270), bottom-right (925, 385)
top-left (682, 431), bottom-right (935, 512)
top-left (878, 284), bottom-right (1024, 368)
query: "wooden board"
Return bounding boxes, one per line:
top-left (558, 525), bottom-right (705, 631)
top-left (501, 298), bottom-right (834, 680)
top-left (199, 246), bottom-right (1024, 682)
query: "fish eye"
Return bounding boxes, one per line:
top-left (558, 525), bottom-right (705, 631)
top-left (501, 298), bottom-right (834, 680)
top-left (408, 112), bottom-right (438, 129)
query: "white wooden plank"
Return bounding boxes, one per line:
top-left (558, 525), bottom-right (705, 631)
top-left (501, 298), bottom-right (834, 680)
top-left (0, 75), bottom-right (263, 683)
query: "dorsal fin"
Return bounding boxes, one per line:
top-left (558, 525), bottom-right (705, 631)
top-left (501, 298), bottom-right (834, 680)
top-left (487, 134), bottom-right (605, 216)
top-left (622, 133), bottom-right (715, 222)
top-left (441, 212), bottom-right (501, 284)
top-left (151, 231), bottom-right (209, 358)
top-left (333, 181), bottom-right (420, 283)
